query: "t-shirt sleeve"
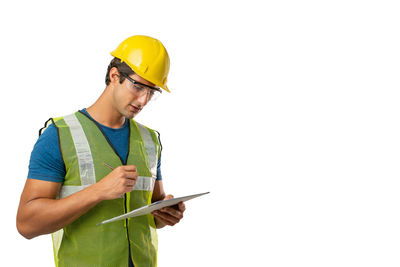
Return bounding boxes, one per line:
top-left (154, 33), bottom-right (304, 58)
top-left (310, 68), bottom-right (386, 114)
top-left (27, 123), bottom-right (66, 183)
top-left (156, 131), bottom-right (162, 181)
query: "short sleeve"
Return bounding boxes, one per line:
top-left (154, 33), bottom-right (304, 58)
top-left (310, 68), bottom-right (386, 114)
top-left (156, 131), bottom-right (162, 181)
top-left (27, 123), bottom-right (66, 183)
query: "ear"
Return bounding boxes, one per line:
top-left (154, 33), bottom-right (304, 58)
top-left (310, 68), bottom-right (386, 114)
top-left (109, 67), bottom-right (121, 84)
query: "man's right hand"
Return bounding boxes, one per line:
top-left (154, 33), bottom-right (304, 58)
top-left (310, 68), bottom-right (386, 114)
top-left (95, 165), bottom-right (138, 200)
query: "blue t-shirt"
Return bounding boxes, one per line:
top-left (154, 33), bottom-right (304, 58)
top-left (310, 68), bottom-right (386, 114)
top-left (28, 109), bottom-right (162, 182)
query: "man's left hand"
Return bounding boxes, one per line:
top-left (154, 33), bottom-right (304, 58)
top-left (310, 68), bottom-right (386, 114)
top-left (151, 195), bottom-right (186, 228)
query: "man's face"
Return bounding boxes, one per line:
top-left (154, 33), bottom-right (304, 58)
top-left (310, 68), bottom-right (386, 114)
top-left (111, 71), bottom-right (157, 119)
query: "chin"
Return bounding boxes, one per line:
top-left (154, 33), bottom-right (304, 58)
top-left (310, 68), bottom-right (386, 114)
top-left (126, 111), bottom-right (139, 119)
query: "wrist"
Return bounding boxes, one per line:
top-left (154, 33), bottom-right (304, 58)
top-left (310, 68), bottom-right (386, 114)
top-left (86, 182), bottom-right (106, 203)
top-left (153, 215), bottom-right (166, 229)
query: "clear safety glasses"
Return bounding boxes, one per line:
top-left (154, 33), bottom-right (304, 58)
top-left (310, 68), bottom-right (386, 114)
top-left (121, 73), bottom-right (162, 101)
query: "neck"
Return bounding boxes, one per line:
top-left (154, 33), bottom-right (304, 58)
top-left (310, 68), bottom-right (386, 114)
top-left (86, 87), bottom-right (126, 129)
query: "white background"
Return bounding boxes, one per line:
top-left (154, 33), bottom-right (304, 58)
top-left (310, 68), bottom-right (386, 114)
top-left (1, 0), bottom-right (400, 266)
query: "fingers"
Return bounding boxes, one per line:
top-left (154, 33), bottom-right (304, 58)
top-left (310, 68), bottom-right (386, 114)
top-left (124, 179), bottom-right (137, 188)
top-left (178, 202), bottom-right (186, 212)
top-left (121, 165), bottom-right (137, 172)
top-left (152, 200), bottom-right (185, 226)
top-left (116, 165), bottom-right (138, 180)
top-left (98, 165), bottom-right (139, 200)
top-left (124, 172), bottom-right (138, 181)
top-left (152, 208), bottom-right (183, 226)
top-left (164, 194), bottom-right (174, 200)
top-left (162, 206), bottom-right (183, 218)
top-left (116, 166), bottom-right (138, 193)
top-left (153, 213), bottom-right (177, 226)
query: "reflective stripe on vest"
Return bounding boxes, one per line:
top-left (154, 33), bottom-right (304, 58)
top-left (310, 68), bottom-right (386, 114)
top-left (63, 113), bottom-right (96, 186)
top-left (59, 176), bottom-right (156, 198)
top-left (136, 122), bottom-right (158, 179)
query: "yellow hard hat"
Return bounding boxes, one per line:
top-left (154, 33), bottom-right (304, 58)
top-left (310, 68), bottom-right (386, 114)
top-left (111, 35), bottom-right (171, 92)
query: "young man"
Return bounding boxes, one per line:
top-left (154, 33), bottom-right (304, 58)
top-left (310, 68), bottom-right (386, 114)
top-left (16, 35), bottom-right (185, 267)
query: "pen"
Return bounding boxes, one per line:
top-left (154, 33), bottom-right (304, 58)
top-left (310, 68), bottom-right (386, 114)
top-left (103, 162), bottom-right (115, 170)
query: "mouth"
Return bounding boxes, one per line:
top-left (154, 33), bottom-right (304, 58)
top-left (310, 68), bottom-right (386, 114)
top-left (129, 104), bottom-right (141, 113)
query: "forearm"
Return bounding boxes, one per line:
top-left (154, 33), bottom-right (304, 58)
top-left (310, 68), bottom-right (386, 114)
top-left (151, 189), bottom-right (166, 229)
top-left (17, 184), bottom-right (102, 239)
top-left (17, 165), bottom-right (139, 239)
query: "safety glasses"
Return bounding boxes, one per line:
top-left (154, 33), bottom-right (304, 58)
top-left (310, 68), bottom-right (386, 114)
top-left (120, 73), bottom-right (162, 101)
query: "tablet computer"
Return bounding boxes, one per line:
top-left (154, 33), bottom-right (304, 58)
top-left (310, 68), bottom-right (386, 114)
top-left (97, 192), bottom-right (209, 225)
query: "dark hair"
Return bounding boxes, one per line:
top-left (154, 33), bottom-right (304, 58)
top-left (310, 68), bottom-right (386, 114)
top-left (105, 57), bottom-right (135, 85)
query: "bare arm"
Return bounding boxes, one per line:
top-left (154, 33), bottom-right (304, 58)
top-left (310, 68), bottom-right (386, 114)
top-left (16, 179), bottom-right (103, 239)
top-left (16, 165), bottom-right (138, 239)
top-left (151, 180), bottom-right (166, 203)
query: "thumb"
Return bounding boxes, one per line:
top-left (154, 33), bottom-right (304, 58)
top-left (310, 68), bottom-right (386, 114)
top-left (164, 194), bottom-right (174, 200)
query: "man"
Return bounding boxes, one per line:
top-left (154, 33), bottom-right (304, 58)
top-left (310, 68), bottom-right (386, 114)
top-left (16, 35), bottom-right (185, 267)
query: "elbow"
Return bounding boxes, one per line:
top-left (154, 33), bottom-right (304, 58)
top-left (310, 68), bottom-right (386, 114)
top-left (17, 226), bottom-right (35, 240)
top-left (16, 219), bottom-right (36, 240)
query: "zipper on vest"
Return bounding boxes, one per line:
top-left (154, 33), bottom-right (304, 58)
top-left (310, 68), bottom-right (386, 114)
top-left (125, 121), bottom-right (132, 263)
top-left (124, 193), bottom-right (132, 263)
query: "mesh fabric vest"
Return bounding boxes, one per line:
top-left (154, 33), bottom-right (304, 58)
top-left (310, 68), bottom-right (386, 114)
top-left (44, 111), bottom-right (160, 267)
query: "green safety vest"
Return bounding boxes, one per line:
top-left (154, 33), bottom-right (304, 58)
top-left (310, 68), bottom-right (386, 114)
top-left (43, 111), bottom-right (161, 267)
